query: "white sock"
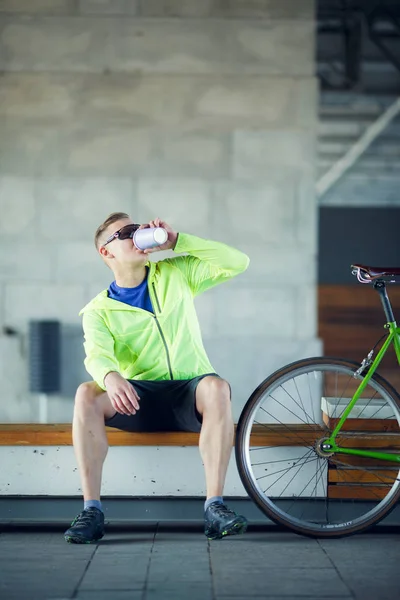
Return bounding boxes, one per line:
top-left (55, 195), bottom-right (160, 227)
top-left (204, 496), bottom-right (223, 512)
top-left (84, 499), bottom-right (103, 513)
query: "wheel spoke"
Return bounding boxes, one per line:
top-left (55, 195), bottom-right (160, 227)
top-left (265, 395), bottom-right (314, 431)
top-left (256, 453), bottom-right (316, 482)
top-left (297, 460), bottom-right (328, 523)
top-left (281, 381), bottom-right (317, 426)
top-left (294, 378), bottom-right (311, 424)
top-left (331, 371), bottom-right (354, 422)
top-left (307, 372), bottom-right (317, 424)
top-left (277, 455), bottom-right (319, 498)
top-left (367, 401), bottom-right (390, 420)
top-left (356, 391), bottom-right (378, 419)
top-left (262, 450), bottom-right (317, 494)
top-left (255, 413), bottom-right (315, 449)
top-left (252, 456), bottom-right (316, 466)
top-left (295, 456), bottom-right (328, 501)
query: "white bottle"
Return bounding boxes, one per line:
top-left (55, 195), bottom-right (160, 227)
top-left (133, 227), bottom-right (168, 250)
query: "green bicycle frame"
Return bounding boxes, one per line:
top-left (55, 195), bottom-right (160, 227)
top-left (326, 321), bottom-right (400, 464)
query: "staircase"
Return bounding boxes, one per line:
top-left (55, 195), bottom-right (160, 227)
top-left (318, 92), bottom-right (400, 206)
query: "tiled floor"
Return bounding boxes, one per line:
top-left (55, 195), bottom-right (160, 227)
top-left (0, 525), bottom-right (399, 600)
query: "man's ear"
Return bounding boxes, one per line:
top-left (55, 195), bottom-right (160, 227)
top-left (99, 246), bottom-right (113, 259)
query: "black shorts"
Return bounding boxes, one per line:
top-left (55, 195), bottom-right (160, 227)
top-left (104, 373), bottom-right (225, 433)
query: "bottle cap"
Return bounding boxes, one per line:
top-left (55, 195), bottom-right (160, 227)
top-left (153, 227), bottom-right (168, 245)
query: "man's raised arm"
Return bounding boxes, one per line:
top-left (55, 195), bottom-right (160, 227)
top-left (169, 232), bottom-right (250, 296)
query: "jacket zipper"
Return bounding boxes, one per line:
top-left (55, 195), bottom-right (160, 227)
top-left (151, 283), bottom-right (174, 380)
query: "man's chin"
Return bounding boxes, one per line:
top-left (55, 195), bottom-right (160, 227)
top-left (131, 250), bottom-right (149, 262)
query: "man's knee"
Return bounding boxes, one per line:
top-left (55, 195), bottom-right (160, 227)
top-left (75, 382), bottom-right (103, 407)
top-left (196, 376), bottom-right (232, 415)
top-left (75, 382), bottom-right (115, 421)
top-left (200, 376), bottom-right (231, 399)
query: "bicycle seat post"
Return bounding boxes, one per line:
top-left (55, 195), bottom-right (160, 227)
top-left (373, 280), bottom-right (396, 325)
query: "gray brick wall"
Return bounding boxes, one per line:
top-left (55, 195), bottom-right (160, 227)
top-left (0, 0), bottom-right (320, 423)
top-left (0, 1), bottom-right (314, 19)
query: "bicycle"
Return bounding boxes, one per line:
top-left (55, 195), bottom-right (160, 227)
top-left (235, 264), bottom-right (400, 538)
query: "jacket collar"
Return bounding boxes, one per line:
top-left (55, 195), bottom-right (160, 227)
top-left (80, 261), bottom-right (155, 315)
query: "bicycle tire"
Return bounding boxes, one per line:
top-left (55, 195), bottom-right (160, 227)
top-left (235, 357), bottom-right (400, 538)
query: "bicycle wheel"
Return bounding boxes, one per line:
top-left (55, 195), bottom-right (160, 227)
top-left (235, 357), bottom-right (400, 538)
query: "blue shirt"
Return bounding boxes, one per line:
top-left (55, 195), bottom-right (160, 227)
top-left (108, 267), bottom-right (153, 313)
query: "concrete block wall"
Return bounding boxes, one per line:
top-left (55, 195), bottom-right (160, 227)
top-left (0, 0), bottom-right (320, 427)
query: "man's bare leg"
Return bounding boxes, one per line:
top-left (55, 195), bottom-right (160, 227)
top-left (72, 382), bottom-right (116, 501)
top-left (195, 376), bottom-right (234, 499)
top-left (196, 376), bottom-right (247, 539)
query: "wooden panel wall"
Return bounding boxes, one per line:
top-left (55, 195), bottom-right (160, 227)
top-left (318, 285), bottom-right (400, 393)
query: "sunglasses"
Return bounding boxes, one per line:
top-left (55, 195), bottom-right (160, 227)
top-left (103, 223), bottom-right (141, 247)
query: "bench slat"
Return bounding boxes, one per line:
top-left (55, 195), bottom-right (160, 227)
top-left (2, 424), bottom-right (400, 449)
top-left (323, 416), bottom-right (398, 432)
top-left (0, 425), bottom-right (200, 446)
top-left (0, 423), bottom-right (324, 446)
top-left (328, 485), bottom-right (390, 500)
top-left (329, 469), bottom-right (398, 484)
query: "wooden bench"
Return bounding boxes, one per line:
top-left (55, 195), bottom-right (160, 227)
top-left (1, 424), bottom-right (399, 501)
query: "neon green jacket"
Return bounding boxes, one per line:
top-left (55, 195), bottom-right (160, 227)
top-left (80, 233), bottom-right (250, 390)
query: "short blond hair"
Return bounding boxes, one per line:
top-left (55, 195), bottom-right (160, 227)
top-left (94, 212), bottom-right (130, 248)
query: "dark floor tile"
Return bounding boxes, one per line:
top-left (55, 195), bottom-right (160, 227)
top-left (353, 590), bottom-right (400, 600)
top-left (147, 570), bottom-right (211, 583)
top-left (146, 582), bottom-right (213, 600)
top-left (336, 567), bottom-right (400, 600)
top-left (0, 594), bottom-right (53, 600)
top-left (319, 534), bottom-right (400, 565)
top-left (146, 590), bottom-right (212, 600)
top-left (151, 550), bottom-right (209, 561)
top-left (76, 592), bottom-right (143, 600)
top-left (0, 576), bottom-right (82, 591)
top-left (80, 576), bottom-right (146, 591)
top-left (213, 567), bottom-right (351, 597)
top-left (90, 555), bottom-right (150, 566)
top-left (152, 542), bottom-right (208, 551)
top-left (0, 587), bottom-right (75, 600)
top-left (211, 531), bottom-right (318, 546)
top-left (79, 554), bottom-right (149, 590)
top-left (0, 533), bottom-right (61, 543)
top-left (215, 597), bottom-right (352, 600)
top-left (211, 544), bottom-right (331, 569)
top-left (43, 597), bottom-right (73, 600)
top-left (153, 532), bottom-right (207, 545)
top-left (98, 532), bottom-right (155, 548)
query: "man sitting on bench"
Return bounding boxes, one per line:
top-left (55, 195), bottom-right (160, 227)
top-left (64, 213), bottom-right (250, 544)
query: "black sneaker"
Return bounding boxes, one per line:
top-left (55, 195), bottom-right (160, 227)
top-left (64, 507), bottom-right (105, 544)
top-left (204, 502), bottom-right (248, 540)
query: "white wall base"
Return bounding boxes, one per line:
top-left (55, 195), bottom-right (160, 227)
top-left (0, 446), bottom-right (247, 497)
